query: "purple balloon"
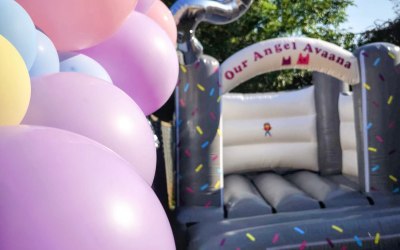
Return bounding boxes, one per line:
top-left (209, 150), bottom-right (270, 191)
top-left (135, 0), bottom-right (157, 13)
top-left (22, 72), bottom-right (156, 184)
top-left (0, 126), bottom-right (175, 250)
top-left (82, 12), bottom-right (179, 115)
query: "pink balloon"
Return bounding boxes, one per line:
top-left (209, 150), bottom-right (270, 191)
top-left (147, 1), bottom-right (177, 46)
top-left (16, 0), bottom-right (138, 51)
top-left (0, 126), bottom-right (175, 250)
top-left (135, 0), bottom-right (157, 13)
top-left (82, 12), bottom-right (179, 115)
top-left (23, 72), bottom-right (156, 184)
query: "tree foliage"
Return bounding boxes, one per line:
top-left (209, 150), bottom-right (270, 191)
top-left (163, 0), bottom-right (355, 92)
top-left (356, 0), bottom-right (399, 49)
top-left (357, 17), bottom-right (400, 46)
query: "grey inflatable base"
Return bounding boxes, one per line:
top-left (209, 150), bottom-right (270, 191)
top-left (253, 173), bottom-right (320, 212)
top-left (286, 171), bottom-right (369, 208)
top-left (224, 175), bottom-right (272, 218)
top-left (177, 206), bottom-right (224, 224)
top-left (224, 171), bottom-right (367, 218)
top-left (188, 200), bottom-right (400, 249)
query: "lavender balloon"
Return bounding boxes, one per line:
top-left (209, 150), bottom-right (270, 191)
top-left (82, 12), bottom-right (179, 115)
top-left (0, 126), bottom-right (175, 250)
top-left (23, 72), bottom-right (156, 184)
top-left (135, 0), bottom-right (157, 13)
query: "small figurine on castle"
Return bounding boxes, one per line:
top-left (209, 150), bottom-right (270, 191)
top-left (263, 122), bottom-right (272, 137)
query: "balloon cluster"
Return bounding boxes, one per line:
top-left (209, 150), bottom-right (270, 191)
top-left (0, 0), bottom-right (177, 249)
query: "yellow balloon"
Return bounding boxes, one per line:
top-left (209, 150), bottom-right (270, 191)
top-left (0, 35), bottom-right (30, 125)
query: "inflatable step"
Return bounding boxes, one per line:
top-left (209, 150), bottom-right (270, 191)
top-left (285, 171), bottom-right (369, 208)
top-left (253, 173), bottom-right (320, 212)
top-left (224, 174), bottom-right (272, 218)
top-left (188, 200), bottom-right (400, 244)
top-left (189, 208), bottom-right (400, 250)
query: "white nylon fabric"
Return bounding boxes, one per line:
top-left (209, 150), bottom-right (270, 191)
top-left (339, 94), bottom-right (358, 177)
top-left (223, 87), bottom-right (318, 174)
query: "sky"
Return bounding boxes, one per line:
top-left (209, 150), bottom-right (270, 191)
top-left (341, 0), bottom-right (397, 33)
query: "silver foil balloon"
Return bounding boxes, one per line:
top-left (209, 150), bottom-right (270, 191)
top-left (172, 0), bottom-right (253, 64)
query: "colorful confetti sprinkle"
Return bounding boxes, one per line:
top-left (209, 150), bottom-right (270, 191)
top-left (372, 101), bottom-right (380, 108)
top-left (388, 52), bottom-right (396, 59)
top-left (179, 98), bottom-right (186, 107)
top-left (376, 135), bottom-right (384, 143)
top-left (209, 112), bottom-right (216, 120)
top-left (326, 238), bottom-right (334, 248)
top-left (299, 240), bottom-right (307, 250)
top-left (354, 236), bottom-right (362, 247)
top-left (177, 119), bottom-right (183, 127)
top-left (389, 175), bottom-right (398, 182)
top-left (272, 233), bottom-right (279, 244)
top-left (246, 233), bottom-right (256, 242)
top-left (184, 149), bottom-right (191, 157)
top-left (217, 128), bottom-right (222, 136)
top-left (217, 96), bottom-right (221, 103)
top-left (204, 200), bottom-right (212, 208)
top-left (200, 183), bottom-right (209, 191)
top-left (372, 165), bottom-right (381, 172)
top-left (393, 187), bottom-right (400, 193)
top-left (362, 52), bottom-right (369, 57)
top-left (367, 122), bottom-right (373, 130)
top-left (214, 180), bottom-right (221, 189)
top-left (214, 67), bottom-right (219, 74)
top-left (379, 73), bottom-right (385, 81)
top-left (195, 61), bottom-right (201, 69)
top-left (373, 58), bottom-right (381, 66)
top-left (368, 147), bottom-right (377, 153)
top-left (191, 107), bottom-right (198, 116)
top-left (364, 83), bottom-right (371, 90)
top-left (294, 227), bottom-right (305, 235)
top-left (220, 238), bottom-right (226, 246)
top-left (180, 65), bottom-right (187, 73)
top-left (209, 88), bottom-right (215, 96)
top-left (201, 141), bottom-right (210, 149)
top-left (196, 126), bottom-right (203, 135)
top-left (341, 246), bottom-right (348, 250)
top-left (184, 83), bottom-right (190, 92)
top-left (195, 164), bottom-right (203, 173)
top-left (332, 225), bottom-right (344, 233)
top-left (375, 233), bottom-right (380, 245)
top-left (197, 83), bottom-right (205, 92)
top-left (388, 95), bottom-right (394, 105)
top-left (186, 187), bottom-right (194, 193)
top-left (211, 154), bottom-right (219, 161)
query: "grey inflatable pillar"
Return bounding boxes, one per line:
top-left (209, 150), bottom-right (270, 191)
top-left (313, 72), bottom-right (343, 175)
top-left (175, 56), bottom-right (223, 223)
top-left (353, 43), bottom-right (400, 193)
top-left (172, 0), bottom-right (253, 223)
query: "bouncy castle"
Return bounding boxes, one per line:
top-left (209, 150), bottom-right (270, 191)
top-left (158, 0), bottom-right (400, 249)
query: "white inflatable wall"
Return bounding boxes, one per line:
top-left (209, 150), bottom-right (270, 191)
top-left (222, 87), bottom-right (318, 174)
top-left (339, 94), bottom-right (358, 177)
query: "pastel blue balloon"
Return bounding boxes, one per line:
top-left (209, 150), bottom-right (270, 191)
top-left (29, 30), bottom-right (60, 77)
top-left (60, 53), bottom-right (113, 84)
top-left (0, 0), bottom-right (37, 69)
